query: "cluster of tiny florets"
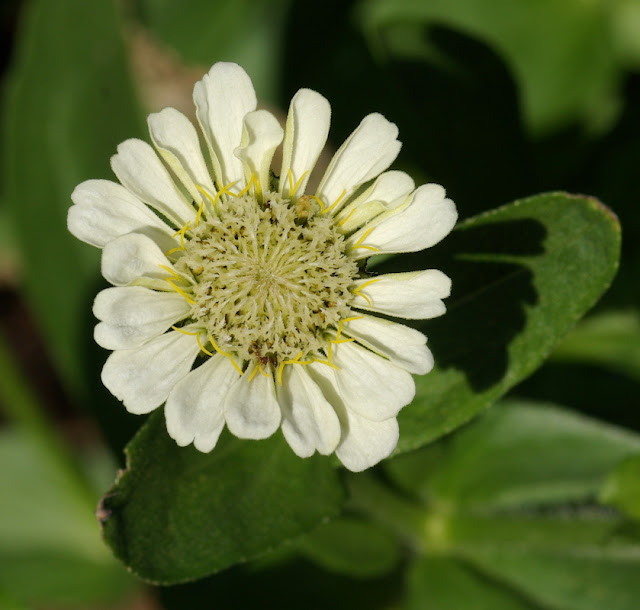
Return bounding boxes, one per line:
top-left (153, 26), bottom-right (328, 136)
top-left (174, 192), bottom-right (359, 367)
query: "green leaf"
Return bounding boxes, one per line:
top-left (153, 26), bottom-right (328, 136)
top-left (390, 193), bottom-right (620, 455)
top-left (1, 0), bottom-right (143, 398)
top-left (460, 541), bottom-right (640, 610)
top-left (389, 400), bottom-right (640, 510)
top-left (137, 0), bottom-right (292, 102)
top-left (357, 0), bottom-right (623, 135)
top-left (600, 455), bottom-right (640, 520)
top-left (0, 428), bottom-right (135, 606)
top-left (0, 589), bottom-right (30, 610)
top-left (297, 517), bottom-right (400, 578)
top-left (387, 401), bottom-right (640, 610)
top-left (101, 412), bottom-right (345, 584)
top-left (406, 556), bottom-right (536, 610)
top-left (551, 310), bottom-right (640, 382)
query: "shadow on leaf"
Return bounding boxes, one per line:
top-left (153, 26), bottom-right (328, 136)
top-left (378, 218), bottom-right (546, 391)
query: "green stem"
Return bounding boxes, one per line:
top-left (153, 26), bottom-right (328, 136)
top-left (346, 471), bottom-right (432, 552)
top-left (0, 328), bottom-right (95, 503)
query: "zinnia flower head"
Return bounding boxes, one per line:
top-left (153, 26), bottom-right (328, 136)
top-left (68, 62), bottom-right (457, 472)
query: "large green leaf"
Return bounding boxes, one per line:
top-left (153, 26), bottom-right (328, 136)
top-left (357, 0), bottom-right (624, 135)
top-left (406, 557), bottom-right (536, 610)
top-left (390, 193), bottom-right (620, 455)
top-left (460, 543), bottom-right (640, 610)
top-left (385, 401), bottom-right (640, 610)
top-left (389, 400), bottom-right (640, 509)
top-left (100, 412), bottom-right (345, 584)
top-left (1, 0), bottom-right (143, 398)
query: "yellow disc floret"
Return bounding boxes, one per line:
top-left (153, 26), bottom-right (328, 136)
top-left (174, 191), bottom-right (359, 371)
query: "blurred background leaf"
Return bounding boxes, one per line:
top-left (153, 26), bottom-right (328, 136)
top-left (0, 428), bottom-right (135, 606)
top-left (601, 455), bottom-right (640, 520)
top-left (295, 517), bottom-right (400, 578)
top-left (406, 556), bottom-right (537, 610)
top-left (1, 0), bottom-right (143, 400)
top-left (382, 401), bottom-right (640, 610)
top-left (135, 0), bottom-right (292, 103)
top-left (357, 0), bottom-right (637, 136)
top-left (551, 310), bottom-right (640, 382)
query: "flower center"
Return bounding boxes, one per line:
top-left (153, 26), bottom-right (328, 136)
top-left (175, 192), bottom-right (359, 369)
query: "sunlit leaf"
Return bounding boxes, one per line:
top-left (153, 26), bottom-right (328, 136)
top-left (601, 455), bottom-right (640, 520)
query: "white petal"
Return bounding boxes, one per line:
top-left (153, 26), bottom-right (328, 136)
top-left (234, 109), bottom-right (284, 195)
top-left (101, 330), bottom-right (200, 414)
top-left (316, 113), bottom-right (401, 213)
top-left (148, 107), bottom-right (215, 204)
top-left (305, 362), bottom-right (399, 472)
top-left (334, 171), bottom-right (415, 234)
top-left (165, 355), bottom-right (240, 452)
top-left (279, 88), bottom-right (331, 199)
top-left (347, 183), bottom-right (457, 259)
top-left (336, 412), bottom-right (399, 472)
top-left (111, 139), bottom-right (195, 226)
top-left (93, 286), bottom-right (190, 350)
top-left (351, 270), bottom-right (451, 319)
top-left (193, 62), bottom-right (257, 187)
top-left (224, 365), bottom-right (281, 439)
top-left (325, 341), bottom-right (415, 421)
top-left (101, 233), bottom-right (179, 287)
top-left (343, 315), bottom-right (433, 375)
top-left (68, 179), bottom-right (176, 251)
top-left (277, 365), bottom-right (341, 457)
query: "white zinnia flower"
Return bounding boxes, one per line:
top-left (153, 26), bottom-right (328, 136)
top-left (68, 62), bottom-right (457, 472)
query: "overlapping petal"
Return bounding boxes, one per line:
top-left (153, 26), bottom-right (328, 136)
top-left (351, 270), bottom-right (452, 319)
top-left (101, 233), bottom-right (181, 288)
top-left (111, 139), bottom-right (195, 226)
top-left (316, 113), bottom-right (401, 212)
top-left (193, 62), bottom-right (257, 187)
top-left (68, 179), bottom-right (176, 250)
top-left (277, 365), bottom-right (341, 457)
top-left (346, 183), bottom-right (457, 258)
top-left (325, 341), bottom-right (415, 421)
top-left (225, 365), bottom-right (282, 439)
top-left (165, 355), bottom-right (240, 452)
top-left (234, 109), bottom-right (284, 195)
top-left (306, 362), bottom-right (400, 471)
top-left (148, 107), bottom-right (215, 204)
top-left (101, 330), bottom-right (200, 414)
top-left (93, 286), bottom-right (190, 350)
top-left (335, 410), bottom-right (399, 473)
top-left (279, 88), bottom-right (331, 199)
top-left (342, 315), bottom-right (433, 375)
top-left (335, 171), bottom-right (415, 234)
